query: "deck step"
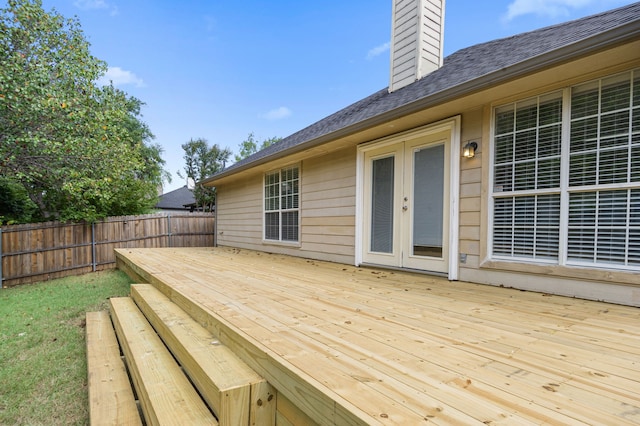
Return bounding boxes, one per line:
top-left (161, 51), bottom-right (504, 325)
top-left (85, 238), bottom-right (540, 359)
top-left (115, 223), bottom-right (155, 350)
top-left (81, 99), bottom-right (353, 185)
top-left (130, 284), bottom-right (275, 426)
top-left (109, 297), bottom-right (218, 426)
top-left (85, 311), bottom-right (142, 426)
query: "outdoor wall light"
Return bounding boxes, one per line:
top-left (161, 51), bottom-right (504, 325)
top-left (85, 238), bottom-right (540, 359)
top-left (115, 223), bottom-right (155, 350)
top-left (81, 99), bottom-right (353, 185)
top-left (462, 141), bottom-right (478, 158)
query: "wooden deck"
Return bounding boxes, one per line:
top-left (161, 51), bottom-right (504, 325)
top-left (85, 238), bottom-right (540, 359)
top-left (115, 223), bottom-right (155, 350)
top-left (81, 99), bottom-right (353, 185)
top-left (115, 247), bottom-right (640, 425)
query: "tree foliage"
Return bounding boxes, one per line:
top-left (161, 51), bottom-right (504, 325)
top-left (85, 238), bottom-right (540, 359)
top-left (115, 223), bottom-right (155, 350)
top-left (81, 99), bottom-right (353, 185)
top-left (178, 138), bottom-right (231, 212)
top-left (0, 0), bottom-right (168, 223)
top-left (0, 177), bottom-right (37, 224)
top-left (235, 132), bottom-right (281, 162)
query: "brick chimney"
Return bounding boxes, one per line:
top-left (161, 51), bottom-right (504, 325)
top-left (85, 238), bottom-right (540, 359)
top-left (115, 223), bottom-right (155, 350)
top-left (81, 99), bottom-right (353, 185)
top-left (389, 0), bottom-right (445, 92)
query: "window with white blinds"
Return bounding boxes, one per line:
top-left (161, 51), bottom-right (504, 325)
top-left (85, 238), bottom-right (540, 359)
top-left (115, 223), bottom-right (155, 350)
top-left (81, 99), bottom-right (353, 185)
top-left (492, 69), bottom-right (640, 270)
top-left (493, 92), bottom-right (563, 261)
top-left (264, 166), bottom-right (299, 242)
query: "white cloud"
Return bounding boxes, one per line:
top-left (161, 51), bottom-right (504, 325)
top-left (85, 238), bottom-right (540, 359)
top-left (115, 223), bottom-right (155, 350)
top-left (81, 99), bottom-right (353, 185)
top-left (367, 42), bottom-right (390, 60)
top-left (503, 0), bottom-right (598, 21)
top-left (261, 107), bottom-right (292, 121)
top-left (98, 67), bottom-right (145, 88)
top-left (74, 0), bottom-right (118, 16)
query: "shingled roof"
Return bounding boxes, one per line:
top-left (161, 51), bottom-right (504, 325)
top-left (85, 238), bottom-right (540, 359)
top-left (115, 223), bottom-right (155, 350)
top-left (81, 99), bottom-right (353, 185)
top-left (204, 2), bottom-right (640, 184)
top-left (155, 185), bottom-right (196, 211)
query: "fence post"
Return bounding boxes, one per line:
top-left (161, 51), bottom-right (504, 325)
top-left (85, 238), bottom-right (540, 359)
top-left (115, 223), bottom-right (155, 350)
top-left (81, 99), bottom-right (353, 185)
top-left (91, 222), bottom-right (97, 272)
top-left (0, 228), bottom-right (3, 289)
top-left (167, 214), bottom-right (172, 247)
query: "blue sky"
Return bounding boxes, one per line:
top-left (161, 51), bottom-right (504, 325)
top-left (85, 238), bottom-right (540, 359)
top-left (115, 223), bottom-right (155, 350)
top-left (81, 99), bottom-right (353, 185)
top-left (28, 0), bottom-right (638, 191)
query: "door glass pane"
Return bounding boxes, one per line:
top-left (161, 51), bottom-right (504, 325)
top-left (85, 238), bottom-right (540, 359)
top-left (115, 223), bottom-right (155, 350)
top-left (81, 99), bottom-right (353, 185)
top-left (413, 145), bottom-right (444, 257)
top-left (371, 156), bottom-right (394, 253)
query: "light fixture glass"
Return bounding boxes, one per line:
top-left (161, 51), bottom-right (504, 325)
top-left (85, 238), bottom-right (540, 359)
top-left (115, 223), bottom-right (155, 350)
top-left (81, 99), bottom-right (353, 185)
top-left (463, 141), bottom-right (478, 158)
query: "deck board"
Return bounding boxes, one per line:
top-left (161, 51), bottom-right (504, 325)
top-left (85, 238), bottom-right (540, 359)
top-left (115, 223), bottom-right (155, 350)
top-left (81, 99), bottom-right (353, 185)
top-left (115, 247), bottom-right (640, 425)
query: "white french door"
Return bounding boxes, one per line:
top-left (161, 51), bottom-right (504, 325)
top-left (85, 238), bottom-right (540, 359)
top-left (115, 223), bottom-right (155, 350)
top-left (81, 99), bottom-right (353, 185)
top-left (361, 129), bottom-right (452, 274)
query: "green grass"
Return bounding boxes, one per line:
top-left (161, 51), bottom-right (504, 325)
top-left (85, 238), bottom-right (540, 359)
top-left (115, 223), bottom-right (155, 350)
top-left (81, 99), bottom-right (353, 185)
top-left (0, 270), bottom-right (133, 425)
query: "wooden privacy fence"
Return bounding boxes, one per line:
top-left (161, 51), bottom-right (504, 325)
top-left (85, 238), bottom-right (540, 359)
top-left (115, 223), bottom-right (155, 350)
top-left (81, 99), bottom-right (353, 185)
top-left (0, 212), bottom-right (215, 288)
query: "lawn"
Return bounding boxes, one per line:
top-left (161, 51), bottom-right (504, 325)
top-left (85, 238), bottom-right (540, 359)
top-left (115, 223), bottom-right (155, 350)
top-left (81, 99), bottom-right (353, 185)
top-left (0, 270), bottom-right (134, 425)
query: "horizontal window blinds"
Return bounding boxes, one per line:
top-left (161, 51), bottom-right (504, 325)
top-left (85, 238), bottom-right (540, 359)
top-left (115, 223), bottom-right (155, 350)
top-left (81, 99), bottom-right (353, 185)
top-left (264, 166), bottom-right (299, 242)
top-left (492, 69), bottom-right (640, 270)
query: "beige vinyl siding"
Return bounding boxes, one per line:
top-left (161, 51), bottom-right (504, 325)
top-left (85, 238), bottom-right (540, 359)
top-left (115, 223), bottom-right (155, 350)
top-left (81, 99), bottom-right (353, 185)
top-left (418, 0), bottom-right (444, 74)
top-left (216, 147), bottom-right (357, 264)
top-left (390, 0), bottom-right (444, 92)
top-left (300, 147), bottom-right (356, 264)
top-left (462, 64), bottom-right (640, 305)
top-left (458, 109), bottom-right (483, 276)
top-left (390, 0), bottom-right (420, 91)
top-left (216, 176), bottom-right (262, 248)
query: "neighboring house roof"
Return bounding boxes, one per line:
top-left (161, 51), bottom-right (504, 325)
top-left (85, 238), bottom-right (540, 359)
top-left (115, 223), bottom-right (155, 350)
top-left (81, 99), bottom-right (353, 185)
top-left (203, 2), bottom-right (640, 185)
top-left (155, 185), bottom-right (196, 210)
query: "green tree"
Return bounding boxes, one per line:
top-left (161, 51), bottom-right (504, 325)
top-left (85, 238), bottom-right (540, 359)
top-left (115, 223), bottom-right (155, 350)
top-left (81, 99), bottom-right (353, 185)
top-left (0, 177), bottom-right (37, 224)
top-left (234, 132), bottom-right (281, 162)
top-left (0, 0), bottom-right (167, 222)
top-left (178, 138), bottom-right (231, 212)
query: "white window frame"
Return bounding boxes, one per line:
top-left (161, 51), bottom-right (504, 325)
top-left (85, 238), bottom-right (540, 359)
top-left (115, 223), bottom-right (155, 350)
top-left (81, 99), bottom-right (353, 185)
top-left (263, 164), bottom-right (300, 244)
top-left (489, 69), bottom-right (640, 272)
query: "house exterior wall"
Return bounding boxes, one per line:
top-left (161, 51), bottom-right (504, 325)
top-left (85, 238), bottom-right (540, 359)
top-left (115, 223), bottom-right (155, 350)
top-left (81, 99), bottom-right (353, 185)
top-left (215, 174), bottom-right (263, 249)
top-left (459, 61), bottom-right (640, 307)
top-left (300, 147), bottom-right (357, 264)
top-left (458, 108), bottom-right (483, 274)
top-left (215, 41), bottom-right (640, 306)
top-left (216, 147), bottom-right (357, 264)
